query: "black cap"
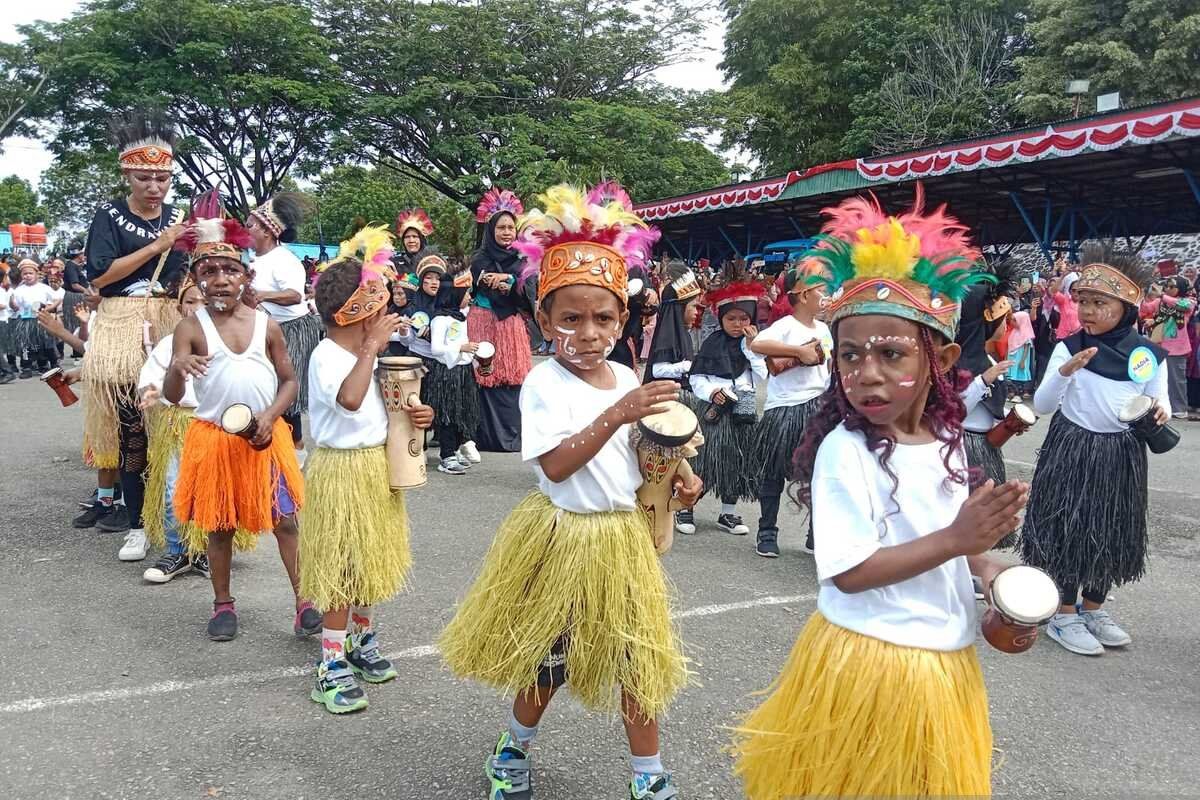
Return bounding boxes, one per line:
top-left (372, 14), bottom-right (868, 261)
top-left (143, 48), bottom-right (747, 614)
top-left (66, 239), bottom-right (85, 257)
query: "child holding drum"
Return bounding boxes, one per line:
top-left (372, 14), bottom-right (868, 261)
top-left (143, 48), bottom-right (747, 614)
top-left (1021, 244), bottom-right (1170, 656)
top-left (733, 191), bottom-right (1028, 800)
top-left (439, 183), bottom-right (702, 800)
top-left (300, 227), bottom-right (434, 714)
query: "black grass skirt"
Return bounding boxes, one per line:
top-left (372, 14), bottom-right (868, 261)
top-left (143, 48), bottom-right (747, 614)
top-left (749, 399), bottom-right (820, 494)
top-left (279, 313), bottom-right (324, 417)
top-left (1018, 412), bottom-right (1148, 590)
top-left (13, 317), bottom-right (55, 353)
top-left (420, 358), bottom-right (481, 442)
top-left (0, 320), bottom-right (13, 357)
top-left (688, 391), bottom-right (758, 502)
top-left (964, 430), bottom-right (1007, 488)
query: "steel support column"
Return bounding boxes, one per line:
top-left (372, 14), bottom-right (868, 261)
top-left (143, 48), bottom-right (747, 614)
top-left (1009, 192), bottom-right (1053, 267)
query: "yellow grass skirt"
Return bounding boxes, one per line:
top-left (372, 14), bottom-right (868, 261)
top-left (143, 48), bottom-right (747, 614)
top-left (733, 612), bottom-right (992, 799)
top-left (173, 418), bottom-right (304, 550)
top-left (143, 405), bottom-right (256, 553)
top-left (80, 297), bottom-right (179, 469)
top-left (299, 446), bottom-right (412, 611)
top-left (438, 491), bottom-right (689, 719)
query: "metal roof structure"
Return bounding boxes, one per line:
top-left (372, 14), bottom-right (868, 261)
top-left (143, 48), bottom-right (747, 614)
top-left (634, 97), bottom-right (1200, 266)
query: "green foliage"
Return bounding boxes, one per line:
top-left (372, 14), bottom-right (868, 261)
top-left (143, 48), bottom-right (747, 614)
top-left (38, 150), bottom-right (125, 232)
top-left (0, 175), bottom-right (46, 227)
top-left (0, 41), bottom-right (48, 142)
top-left (1015, 0), bottom-right (1200, 119)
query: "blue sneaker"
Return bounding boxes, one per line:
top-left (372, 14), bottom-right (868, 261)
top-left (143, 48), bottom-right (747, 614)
top-left (486, 731), bottom-right (531, 799)
top-left (631, 772), bottom-right (678, 799)
top-left (309, 659), bottom-right (368, 714)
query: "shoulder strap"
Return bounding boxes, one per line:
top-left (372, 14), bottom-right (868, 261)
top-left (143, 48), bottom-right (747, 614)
top-left (252, 310), bottom-right (269, 352)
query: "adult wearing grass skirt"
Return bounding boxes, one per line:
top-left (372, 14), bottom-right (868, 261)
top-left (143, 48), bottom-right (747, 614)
top-left (1020, 245), bottom-right (1168, 657)
top-left (247, 193), bottom-right (320, 453)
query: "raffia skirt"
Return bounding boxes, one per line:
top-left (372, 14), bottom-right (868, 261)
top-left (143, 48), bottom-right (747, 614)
top-left (278, 313), bottom-right (323, 417)
top-left (299, 446), bottom-right (411, 611)
top-left (689, 398), bottom-right (759, 502)
top-left (733, 612), bottom-right (992, 799)
top-left (438, 491), bottom-right (689, 718)
top-left (419, 358), bottom-right (481, 442)
top-left (466, 305), bottom-right (531, 388)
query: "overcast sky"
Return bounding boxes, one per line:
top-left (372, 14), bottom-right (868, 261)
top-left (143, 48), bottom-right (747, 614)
top-left (0, 2), bottom-right (728, 194)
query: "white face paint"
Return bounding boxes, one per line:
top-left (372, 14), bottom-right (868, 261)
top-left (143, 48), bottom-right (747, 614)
top-left (554, 325), bottom-right (579, 358)
top-left (602, 336), bottom-right (615, 358)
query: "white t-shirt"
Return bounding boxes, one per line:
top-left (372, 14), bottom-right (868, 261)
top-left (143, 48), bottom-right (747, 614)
top-left (520, 358), bottom-right (643, 514)
top-left (812, 424), bottom-right (977, 651)
top-left (755, 316), bottom-right (832, 410)
top-left (48, 286), bottom-right (66, 307)
top-left (138, 334), bottom-right (197, 408)
top-left (1033, 341), bottom-right (1171, 432)
top-left (250, 246), bottom-right (310, 322)
top-left (11, 283), bottom-right (55, 319)
top-left (0, 287), bottom-right (11, 322)
top-left (960, 374), bottom-right (1000, 433)
top-left (307, 339), bottom-right (388, 449)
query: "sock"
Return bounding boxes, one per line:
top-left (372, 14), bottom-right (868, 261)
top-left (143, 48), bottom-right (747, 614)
top-left (720, 503), bottom-right (736, 516)
top-left (508, 711), bottom-right (538, 750)
top-left (322, 628), bottom-right (347, 663)
top-left (98, 487), bottom-right (115, 507)
top-left (630, 752), bottom-right (664, 785)
top-left (350, 606), bottom-right (373, 639)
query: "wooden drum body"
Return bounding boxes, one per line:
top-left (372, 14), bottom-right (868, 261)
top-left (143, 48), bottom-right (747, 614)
top-left (377, 356), bottom-right (428, 490)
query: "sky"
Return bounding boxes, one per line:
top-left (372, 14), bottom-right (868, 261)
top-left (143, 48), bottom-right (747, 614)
top-left (0, 1), bottom-right (728, 196)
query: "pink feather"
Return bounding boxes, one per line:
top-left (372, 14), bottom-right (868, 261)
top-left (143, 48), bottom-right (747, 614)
top-left (585, 180), bottom-right (633, 211)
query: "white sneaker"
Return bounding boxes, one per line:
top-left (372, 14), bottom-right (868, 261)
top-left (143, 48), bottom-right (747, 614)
top-left (1080, 609), bottom-right (1132, 647)
top-left (458, 440), bottom-right (482, 464)
top-left (674, 510), bottom-right (696, 535)
top-left (118, 528), bottom-right (149, 561)
top-left (1046, 612), bottom-right (1104, 655)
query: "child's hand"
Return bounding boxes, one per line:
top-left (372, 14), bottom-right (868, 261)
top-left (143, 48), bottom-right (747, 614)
top-left (406, 402), bottom-right (435, 430)
top-left (172, 353), bottom-right (212, 379)
top-left (460, 341), bottom-right (480, 355)
top-left (795, 339), bottom-right (823, 365)
top-left (249, 412), bottom-right (276, 449)
top-left (742, 324), bottom-right (759, 345)
top-left (74, 304), bottom-right (90, 325)
top-left (615, 380), bottom-right (679, 424)
top-left (1153, 403), bottom-right (1170, 426)
top-left (672, 471), bottom-right (703, 508)
top-left (139, 385), bottom-right (161, 410)
top-left (365, 313), bottom-right (403, 352)
top-left (983, 360), bottom-right (1013, 385)
top-left (947, 480), bottom-right (1029, 555)
top-left (63, 368), bottom-right (81, 385)
top-left (1059, 347), bottom-right (1097, 377)
top-left (710, 388), bottom-right (729, 404)
top-left (36, 309), bottom-right (67, 338)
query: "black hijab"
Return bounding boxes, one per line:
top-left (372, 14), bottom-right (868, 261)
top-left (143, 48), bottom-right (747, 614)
top-left (392, 232), bottom-right (427, 275)
top-left (690, 299), bottom-right (757, 380)
top-left (469, 212), bottom-right (523, 320)
top-left (954, 282), bottom-right (1007, 418)
top-left (642, 281), bottom-right (696, 384)
top-left (434, 267), bottom-right (470, 321)
top-left (1063, 303), bottom-right (1165, 382)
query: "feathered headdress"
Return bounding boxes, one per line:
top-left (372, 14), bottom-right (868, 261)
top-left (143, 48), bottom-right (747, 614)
top-left (982, 257), bottom-right (1034, 322)
top-left (512, 182), bottom-right (659, 304)
top-left (316, 225), bottom-right (397, 326)
top-left (475, 188), bottom-right (524, 223)
top-left (173, 189), bottom-right (252, 264)
top-left (804, 186), bottom-right (992, 340)
top-left (111, 111), bottom-right (175, 173)
top-left (396, 208), bottom-right (434, 238)
top-left (1074, 242), bottom-right (1154, 306)
top-left (249, 192), bottom-right (310, 243)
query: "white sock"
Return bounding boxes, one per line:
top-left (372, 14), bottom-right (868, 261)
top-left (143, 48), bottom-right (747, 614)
top-left (720, 503), bottom-right (737, 516)
top-left (508, 711), bottom-right (538, 749)
top-left (321, 628), bottom-right (347, 663)
top-left (630, 752), bottom-right (664, 780)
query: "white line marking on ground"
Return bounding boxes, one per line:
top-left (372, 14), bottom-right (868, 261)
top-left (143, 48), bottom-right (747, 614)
top-left (0, 597), bottom-right (815, 715)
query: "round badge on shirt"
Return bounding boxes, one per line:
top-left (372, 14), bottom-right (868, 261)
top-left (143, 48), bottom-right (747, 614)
top-left (1127, 346), bottom-right (1157, 384)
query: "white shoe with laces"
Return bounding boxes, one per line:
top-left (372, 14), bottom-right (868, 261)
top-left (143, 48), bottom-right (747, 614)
top-left (1080, 609), bottom-right (1132, 647)
top-left (458, 440), bottom-right (482, 464)
top-left (118, 528), bottom-right (149, 561)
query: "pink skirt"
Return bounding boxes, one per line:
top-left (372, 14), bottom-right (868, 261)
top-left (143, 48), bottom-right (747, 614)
top-left (467, 305), bottom-right (532, 387)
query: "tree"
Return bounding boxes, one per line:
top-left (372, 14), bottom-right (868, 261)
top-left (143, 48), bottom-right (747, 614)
top-left (0, 41), bottom-right (48, 143)
top-left (317, 0), bottom-right (727, 206)
top-left (0, 175), bottom-right (46, 226)
top-left (38, 150), bottom-right (125, 232)
top-left (24, 0), bottom-right (346, 217)
top-left (1014, 0), bottom-right (1200, 120)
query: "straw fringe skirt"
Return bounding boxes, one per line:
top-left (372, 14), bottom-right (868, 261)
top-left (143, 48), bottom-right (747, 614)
top-left (299, 446), bottom-right (411, 611)
top-left (279, 313), bottom-right (323, 417)
top-left (81, 297), bottom-right (179, 469)
top-left (420, 358), bottom-right (481, 442)
top-left (173, 417), bottom-right (305, 551)
top-left (733, 612), bottom-right (992, 799)
top-left (439, 491), bottom-right (689, 718)
top-left (466, 305), bottom-right (531, 388)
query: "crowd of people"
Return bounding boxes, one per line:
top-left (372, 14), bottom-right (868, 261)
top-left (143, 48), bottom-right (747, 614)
top-left (10, 110), bottom-right (1186, 800)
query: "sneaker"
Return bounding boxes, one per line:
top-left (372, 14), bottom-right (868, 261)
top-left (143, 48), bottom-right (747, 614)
top-left (294, 601), bottom-right (323, 637)
top-left (72, 502), bottom-right (109, 529)
top-left (674, 509), bottom-right (696, 535)
top-left (801, 530), bottom-right (815, 555)
top-left (1080, 608), bottom-right (1132, 647)
top-left (78, 484), bottom-right (122, 509)
top-left (193, 553), bottom-right (211, 579)
top-left (486, 731), bottom-right (532, 800)
top-left (1172, 412), bottom-right (1188, 420)
top-left (143, 552), bottom-right (192, 583)
top-left (458, 440), bottom-right (482, 464)
top-left (437, 456), bottom-right (467, 475)
top-left (96, 505), bottom-right (132, 533)
top-left (1046, 612), bottom-right (1104, 656)
top-left (207, 606), bottom-right (239, 642)
top-left (117, 528), bottom-right (148, 561)
top-left (0, 372), bottom-right (13, 385)
top-left (310, 659), bottom-right (368, 714)
top-left (19, 369), bottom-right (34, 379)
top-left (631, 773), bottom-right (679, 800)
top-left (346, 631), bottom-right (398, 683)
top-left (755, 528), bottom-right (780, 558)
top-left (717, 513), bottom-right (749, 535)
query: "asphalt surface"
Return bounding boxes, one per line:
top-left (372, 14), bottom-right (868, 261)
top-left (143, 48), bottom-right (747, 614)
top-left (1, 373), bottom-right (1198, 799)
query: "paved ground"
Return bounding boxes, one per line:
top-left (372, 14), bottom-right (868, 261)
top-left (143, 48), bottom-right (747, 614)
top-left (1, 375), bottom-right (1197, 799)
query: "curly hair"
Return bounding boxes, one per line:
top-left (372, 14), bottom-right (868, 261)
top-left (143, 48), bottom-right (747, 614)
top-left (313, 257), bottom-right (363, 325)
top-left (788, 322), bottom-right (970, 512)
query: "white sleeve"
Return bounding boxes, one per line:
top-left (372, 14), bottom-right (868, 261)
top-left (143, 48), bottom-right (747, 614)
top-left (275, 256), bottom-right (307, 298)
top-left (519, 369), bottom-right (577, 463)
top-left (137, 338), bottom-right (172, 394)
top-left (429, 317), bottom-right (466, 368)
top-left (689, 373), bottom-right (724, 401)
top-left (1033, 342), bottom-right (1072, 416)
top-left (960, 375), bottom-right (990, 415)
top-left (1148, 355), bottom-right (1171, 416)
top-left (311, 349), bottom-right (356, 412)
top-left (733, 366), bottom-right (757, 391)
top-left (742, 338), bottom-right (767, 381)
top-left (652, 360), bottom-right (691, 379)
top-left (812, 435), bottom-right (882, 580)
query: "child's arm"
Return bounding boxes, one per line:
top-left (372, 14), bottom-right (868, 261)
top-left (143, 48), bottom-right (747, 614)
top-left (831, 480), bottom-right (1028, 595)
top-left (960, 360), bottom-right (1013, 414)
top-left (253, 319), bottom-right (299, 446)
top-left (1032, 343), bottom-right (1094, 416)
top-left (337, 313), bottom-right (400, 412)
top-left (164, 318), bottom-right (209, 404)
top-left (36, 310), bottom-right (86, 353)
top-left (537, 379), bottom-right (679, 483)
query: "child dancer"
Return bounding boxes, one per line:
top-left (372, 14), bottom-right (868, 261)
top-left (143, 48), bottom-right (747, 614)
top-left (165, 216), bottom-right (319, 641)
top-left (746, 261), bottom-right (831, 558)
top-left (1021, 244), bottom-right (1168, 656)
top-left (301, 228), bottom-right (434, 713)
top-left (1005, 309), bottom-right (1035, 399)
top-left (439, 184), bottom-right (701, 800)
top-left (641, 260), bottom-right (703, 388)
top-left (733, 191), bottom-right (1028, 799)
top-left (683, 272), bottom-right (765, 536)
top-left (10, 260), bottom-right (59, 376)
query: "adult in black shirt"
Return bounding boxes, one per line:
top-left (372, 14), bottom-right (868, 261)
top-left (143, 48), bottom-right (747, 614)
top-left (86, 195), bottom-right (186, 297)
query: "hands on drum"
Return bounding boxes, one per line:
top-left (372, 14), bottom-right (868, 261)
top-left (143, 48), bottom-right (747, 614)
top-left (616, 380), bottom-right (680, 424)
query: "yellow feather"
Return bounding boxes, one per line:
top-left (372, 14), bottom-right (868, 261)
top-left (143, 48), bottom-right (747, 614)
top-left (539, 185), bottom-right (589, 232)
top-left (850, 218), bottom-right (920, 280)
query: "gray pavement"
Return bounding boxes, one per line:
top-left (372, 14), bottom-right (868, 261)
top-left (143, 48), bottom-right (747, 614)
top-left (1, 374), bottom-right (1197, 799)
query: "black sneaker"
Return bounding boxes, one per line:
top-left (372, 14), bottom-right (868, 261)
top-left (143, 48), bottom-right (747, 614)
top-left (72, 502), bottom-right (108, 529)
top-left (193, 553), bottom-right (211, 578)
top-left (208, 606), bottom-right (239, 641)
top-left (674, 509), bottom-right (696, 535)
top-left (802, 530), bottom-right (815, 555)
top-left (96, 505), bottom-right (131, 533)
top-left (717, 513), bottom-right (749, 535)
top-left (756, 528), bottom-right (780, 558)
top-left (346, 631), bottom-right (398, 683)
top-left (143, 552), bottom-right (191, 583)
top-left (19, 369), bottom-right (34, 379)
